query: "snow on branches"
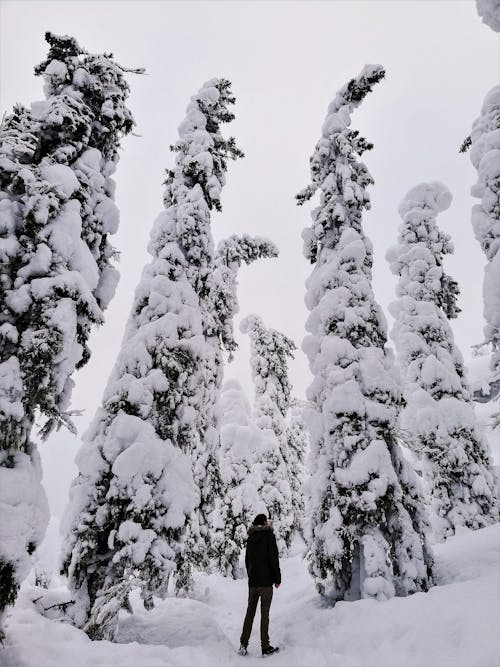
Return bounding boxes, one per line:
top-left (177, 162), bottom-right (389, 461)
top-left (298, 66), bottom-right (433, 604)
top-left (211, 380), bottom-right (263, 577)
top-left (388, 182), bottom-right (499, 540)
top-left (241, 314), bottom-right (296, 553)
top-left (285, 401), bottom-right (308, 540)
top-left (62, 77), bottom-right (278, 634)
top-left (464, 87), bottom-right (500, 410)
top-left (212, 235), bottom-right (278, 354)
top-left (0, 32), bottom-right (137, 630)
top-left (476, 0), bottom-right (500, 31)
top-left (160, 80), bottom-right (277, 583)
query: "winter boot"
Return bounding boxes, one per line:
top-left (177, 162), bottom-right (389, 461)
top-left (262, 645), bottom-right (280, 657)
top-left (238, 644), bottom-right (248, 656)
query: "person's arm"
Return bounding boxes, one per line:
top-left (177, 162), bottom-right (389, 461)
top-left (269, 532), bottom-right (281, 587)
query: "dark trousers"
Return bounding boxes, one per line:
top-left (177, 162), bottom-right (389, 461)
top-left (240, 586), bottom-right (273, 649)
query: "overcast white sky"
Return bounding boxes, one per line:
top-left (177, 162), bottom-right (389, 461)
top-left (1, 0), bottom-right (499, 516)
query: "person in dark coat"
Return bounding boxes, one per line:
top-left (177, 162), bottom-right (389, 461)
top-left (239, 513), bottom-right (281, 656)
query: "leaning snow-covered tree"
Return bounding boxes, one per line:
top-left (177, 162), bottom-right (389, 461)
top-left (211, 380), bottom-right (263, 578)
top-left (0, 32), bottom-right (137, 633)
top-left (462, 82), bottom-right (500, 411)
top-left (62, 78), bottom-right (277, 633)
top-left (161, 80), bottom-right (278, 581)
top-left (387, 182), bottom-right (499, 540)
top-left (60, 152), bottom-right (208, 634)
top-left (240, 314), bottom-right (295, 553)
top-left (191, 233), bottom-right (278, 577)
top-left (297, 65), bottom-right (433, 603)
top-left (210, 235), bottom-right (278, 356)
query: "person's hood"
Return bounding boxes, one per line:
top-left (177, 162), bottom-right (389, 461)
top-left (247, 525), bottom-right (273, 543)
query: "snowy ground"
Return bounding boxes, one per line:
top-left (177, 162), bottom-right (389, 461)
top-left (2, 523), bottom-right (500, 667)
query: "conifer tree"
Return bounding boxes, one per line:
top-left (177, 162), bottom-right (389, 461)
top-left (476, 0), bottom-right (500, 31)
top-left (387, 182), bottom-right (499, 539)
top-left (462, 80), bottom-right (500, 410)
top-left (0, 33), bottom-right (136, 633)
top-left (62, 78), bottom-right (277, 630)
top-left (240, 314), bottom-right (295, 553)
top-left (298, 66), bottom-right (433, 603)
top-left (285, 401), bottom-right (308, 540)
top-left (211, 235), bottom-right (278, 356)
top-left (211, 380), bottom-right (263, 577)
top-left (156, 81), bottom-right (277, 583)
top-left (62, 78), bottom-right (239, 628)
top-left (190, 233), bottom-right (277, 578)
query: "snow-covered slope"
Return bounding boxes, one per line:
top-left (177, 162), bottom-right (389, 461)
top-left (2, 523), bottom-right (499, 667)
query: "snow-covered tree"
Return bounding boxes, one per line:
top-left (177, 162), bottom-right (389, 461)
top-left (211, 380), bottom-right (263, 577)
top-left (387, 182), bottom-right (499, 539)
top-left (62, 78), bottom-right (276, 631)
top-left (188, 233), bottom-right (277, 578)
top-left (211, 235), bottom-right (278, 356)
top-left (155, 80), bottom-right (277, 582)
top-left (61, 77), bottom-right (237, 626)
top-left (462, 83), bottom-right (500, 416)
top-left (297, 65), bottom-right (433, 604)
top-left (476, 0), bottom-right (500, 31)
top-left (60, 160), bottom-right (207, 631)
top-left (240, 314), bottom-right (295, 552)
top-left (0, 33), bottom-right (136, 634)
top-left (285, 401), bottom-right (308, 540)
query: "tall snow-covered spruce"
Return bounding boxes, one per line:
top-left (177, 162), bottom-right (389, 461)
top-left (285, 400), bottom-right (308, 540)
top-left (61, 78), bottom-right (277, 635)
top-left (211, 380), bottom-right (263, 577)
top-left (298, 66), bottom-right (433, 603)
top-left (462, 20), bottom-right (500, 408)
top-left (387, 182), bottom-right (499, 540)
top-left (240, 314), bottom-right (295, 553)
top-left (0, 33), bottom-right (137, 634)
top-left (196, 234), bottom-right (277, 578)
top-left (161, 82), bottom-right (277, 584)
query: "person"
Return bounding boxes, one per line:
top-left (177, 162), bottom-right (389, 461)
top-left (239, 513), bottom-right (281, 657)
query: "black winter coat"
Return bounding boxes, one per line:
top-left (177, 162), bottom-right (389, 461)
top-left (245, 525), bottom-right (281, 587)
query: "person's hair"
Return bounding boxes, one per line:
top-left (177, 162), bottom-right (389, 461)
top-left (253, 513), bottom-right (268, 526)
